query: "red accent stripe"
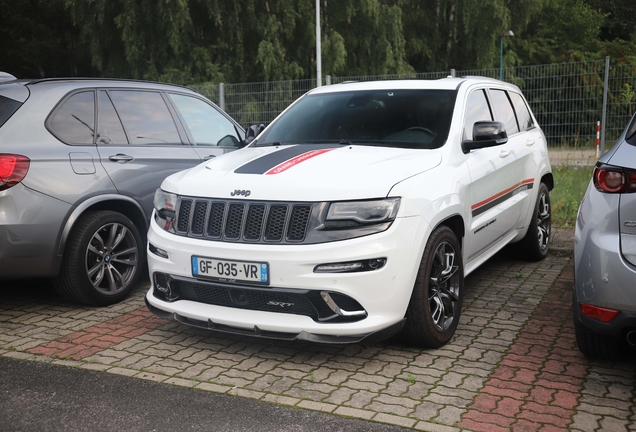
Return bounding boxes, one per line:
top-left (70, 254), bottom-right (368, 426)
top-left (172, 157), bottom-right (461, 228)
top-left (471, 178), bottom-right (534, 211)
top-left (264, 148), bottom-right (336, 175)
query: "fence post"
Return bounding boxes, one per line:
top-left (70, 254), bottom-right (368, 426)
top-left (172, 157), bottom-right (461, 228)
top-left (219, 82), bottom-right (225, 111)
top-left (450, 69), bottom-right (456, 77)
top-left (326, 75), bottom-right (331, 85)
top-left (600, 56), bottom-right (610, 154)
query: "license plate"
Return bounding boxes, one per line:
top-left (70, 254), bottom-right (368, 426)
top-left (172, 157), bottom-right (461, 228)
top-left (191, 256), bottom-right (269, 285)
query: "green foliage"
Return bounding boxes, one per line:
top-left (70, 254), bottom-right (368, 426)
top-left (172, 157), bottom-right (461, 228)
top-left (513, 0), bottom-right (604, 65)
top-left (551, 166), bottom-right (593, 228)
top-left (2, 0), bottom-right (635, 83)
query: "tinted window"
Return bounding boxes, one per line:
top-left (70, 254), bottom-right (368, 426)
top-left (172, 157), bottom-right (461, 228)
top-left (169, 94), bottom-right (239, 147)
top-left (509, 92), bottom-right (534, 131)
top-left (49, 91), bottom-right (95, 144)
top-left (0, 95), bottom-right (22, 128)
top-left (108, 90), bottom-right (181, 145)
top-left (489, 89), bottom-right (519, 135)
top-left (463, 90), bottom-right (493, 140)
top-left (97, 91), bottom-right (128, 144)
top-left (257, 89), bottom-right (457, 149)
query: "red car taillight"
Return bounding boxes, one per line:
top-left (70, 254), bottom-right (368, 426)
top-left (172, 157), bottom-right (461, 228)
top-left (593, 166), bottom-right (636, 193)
top-left (580, 303), bottom-right (620, 322)
top-left (0, 154), bottom-right (30, 191)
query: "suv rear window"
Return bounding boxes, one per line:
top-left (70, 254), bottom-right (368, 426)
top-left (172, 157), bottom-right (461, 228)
top-left (0, 95), bottom-right (22, 128)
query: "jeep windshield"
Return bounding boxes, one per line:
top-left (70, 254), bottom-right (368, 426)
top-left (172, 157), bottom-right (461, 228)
top-left (255, 89), bottom-right (457, 149)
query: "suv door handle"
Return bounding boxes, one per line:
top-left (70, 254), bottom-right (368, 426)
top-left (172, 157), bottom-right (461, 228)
top-left (526, 139), bottom-right (535, 146)
top-left (499, 150), bottom-right (510, 158)
top-left (204, 155), bottom-right (216, 161)
top-left (109, 154), bottom-right (134, 163)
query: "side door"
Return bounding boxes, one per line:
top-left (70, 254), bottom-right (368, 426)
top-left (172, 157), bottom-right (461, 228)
top-left (508, 90), bottom-right (544, 225)
top-left (166, 92), bottom-right (243, 161)
top-left (96, 89), bottom-right (202, 219)
top-left (463, 88), bottom-right (524, 262)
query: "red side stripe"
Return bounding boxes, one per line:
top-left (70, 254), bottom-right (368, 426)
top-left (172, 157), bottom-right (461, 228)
top-left (265, 148), bottom-right (336, 175)
top-left (471, 178), bottom-right (534, 210)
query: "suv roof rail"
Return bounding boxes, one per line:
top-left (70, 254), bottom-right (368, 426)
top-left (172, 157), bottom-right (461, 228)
top-left (24, 76), bottom-right (193, 91)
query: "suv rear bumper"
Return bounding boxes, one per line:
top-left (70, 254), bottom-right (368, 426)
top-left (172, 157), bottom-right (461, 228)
top-left (0, 184), bottom-right (70, 279)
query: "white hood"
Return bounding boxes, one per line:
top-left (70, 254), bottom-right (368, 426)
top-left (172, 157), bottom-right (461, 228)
top-left (162, 145), bottom-right (442, 201)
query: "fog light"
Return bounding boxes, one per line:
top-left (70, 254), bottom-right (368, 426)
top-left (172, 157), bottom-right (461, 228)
top-left (153, 272), bottom-right (170, 294)
top-left (314, 258), bottom-right (387, 273)
top-left (580, 303), bottom-right (620, 322)
top-left (149, 243), bottom-right (169, 259)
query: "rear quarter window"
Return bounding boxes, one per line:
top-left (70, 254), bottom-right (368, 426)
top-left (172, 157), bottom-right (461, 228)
top-left (48, 91), bottom-right (96, 144)
top-left (489, 89), bottom-right (520, 135)
top-left (509, 92), bottom-right (534, 131)
top-left (0, 95), bottom-right (23, 128)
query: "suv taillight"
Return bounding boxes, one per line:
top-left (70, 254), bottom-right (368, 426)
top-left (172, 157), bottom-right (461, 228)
top-left (593, 166), bottom-right (636, 194)
top-left (0, 154), bottom-right (30, 191)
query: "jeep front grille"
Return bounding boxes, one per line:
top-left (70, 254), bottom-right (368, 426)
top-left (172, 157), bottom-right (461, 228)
top-left (175, 197), bottom-right (313, 244)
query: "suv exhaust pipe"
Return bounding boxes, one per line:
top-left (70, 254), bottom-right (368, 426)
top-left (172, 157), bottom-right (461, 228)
top-left (626, 330), bottom-right (636, 347)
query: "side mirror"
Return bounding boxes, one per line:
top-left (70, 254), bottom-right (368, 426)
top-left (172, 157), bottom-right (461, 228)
top-left (462, 121), bottom-right (508, 154)
top-left (242, 123), bottom-right (265, 147)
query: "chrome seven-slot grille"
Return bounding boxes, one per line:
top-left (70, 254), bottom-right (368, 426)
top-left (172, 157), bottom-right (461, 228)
top-left (176, 197), bottom-right (313, 243)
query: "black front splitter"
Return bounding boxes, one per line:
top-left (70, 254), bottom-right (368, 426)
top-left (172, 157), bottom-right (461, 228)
top-left (145, 297), bottom-right (405, 345)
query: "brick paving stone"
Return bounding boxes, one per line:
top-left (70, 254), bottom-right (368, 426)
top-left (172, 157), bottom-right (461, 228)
top-left (341, 378), bottom-right (385, 393)
top-left (348, 372), bottom-right (393, 385)
top-left (383, 379), bottom-right (410, 396)
top-left (366, 401), bottom-right (414, 417)
top-left (5, 243), bottom-right (636, 431)
top-left (297, 400), bottom-right (337, 413)
top-left (412, 401), bottom-right (444, 421)
top-left (333, 406), bottom-right (374, 420)
top-left (318, 369), bottom-right (353, 385)
top-left (323, 387), bottom-right (356, 405)
top-left (344, 390), bottom-right (376, 409)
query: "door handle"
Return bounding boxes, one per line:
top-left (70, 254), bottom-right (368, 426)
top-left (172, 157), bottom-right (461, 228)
top-left (499, 150), bottom-right (510, 158)
top-left (204, 155), bottom-right (216, 161)
top-left (526, 139), bottom-right (535, 146)
top-left (109, 154), bottom-right (134, 163)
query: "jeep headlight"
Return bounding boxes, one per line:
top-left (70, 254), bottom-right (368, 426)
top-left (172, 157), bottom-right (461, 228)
top-left (325, 198), bottom-right (400, 229)
top-left (153, 188), bottom-right (177, 232)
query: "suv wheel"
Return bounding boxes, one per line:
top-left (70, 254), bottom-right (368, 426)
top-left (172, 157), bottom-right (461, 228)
top-left (400, 226), bottom-right (464, 348)
top-left (54, 210), bottom-right (144, 306)
top-left (515, 182), bottom-right (551, 261)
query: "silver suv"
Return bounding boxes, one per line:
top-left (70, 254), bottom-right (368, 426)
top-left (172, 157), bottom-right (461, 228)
top-left (0, 75), bottom-right (244, 305)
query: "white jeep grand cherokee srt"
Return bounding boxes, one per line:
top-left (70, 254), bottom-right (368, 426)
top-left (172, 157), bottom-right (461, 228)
top-left (146, 77), bottom-right (553, 348)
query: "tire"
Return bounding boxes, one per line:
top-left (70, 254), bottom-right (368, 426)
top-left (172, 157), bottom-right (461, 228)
top-left (516, 182), bottom-right (551, 261)
top-left (400, 226), bottom-right (464, 348)
top-left (53, 210), bottom-right (144, 306)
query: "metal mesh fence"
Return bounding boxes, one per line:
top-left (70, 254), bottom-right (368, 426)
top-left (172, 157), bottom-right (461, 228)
top-left (192, 60), bottom-right (636, 155)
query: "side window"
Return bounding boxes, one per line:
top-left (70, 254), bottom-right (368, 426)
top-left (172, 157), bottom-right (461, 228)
top-left (489, 89), bottom-right (519, 135)
top-left (97, 91), bottom-right (128, 144)
top-left (168, 93), bottom-right (240, 147)
top-left (48, 91), bottom-right (95, 144)
top-left (509, 92), bottom-right (534, 131)
top-left (108, 90), bottom-right (182, 145)
top-left (463, 89), bottom-right (493, 140)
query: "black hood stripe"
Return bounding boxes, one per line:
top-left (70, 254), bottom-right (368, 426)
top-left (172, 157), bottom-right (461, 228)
top-left (235, 144), bottom-right (341, 174)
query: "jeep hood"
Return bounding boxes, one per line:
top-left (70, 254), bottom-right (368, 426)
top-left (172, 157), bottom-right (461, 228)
top-left (162, 144), bottom-right (442, 201)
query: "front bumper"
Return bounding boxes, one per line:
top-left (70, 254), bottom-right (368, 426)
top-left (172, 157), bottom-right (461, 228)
top-left (145, 214), bottom-right (428, 341)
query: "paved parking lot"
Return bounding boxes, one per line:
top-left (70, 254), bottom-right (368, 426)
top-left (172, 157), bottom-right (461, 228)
top-left (1, 229), bottom-right (634, 431)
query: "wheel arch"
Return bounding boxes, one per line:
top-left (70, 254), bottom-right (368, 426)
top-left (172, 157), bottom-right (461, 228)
top-left (434, 214), bottom-right (465, 251)
top-left (541, 171), bottom-right (554, 191)
top-left (57, 195), bottom-right (149, 258)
